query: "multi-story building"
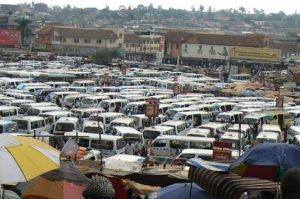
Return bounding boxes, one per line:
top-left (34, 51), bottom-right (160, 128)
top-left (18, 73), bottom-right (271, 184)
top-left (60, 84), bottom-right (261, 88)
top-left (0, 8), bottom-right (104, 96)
top-left (35, 25), bottom-right (124, 56)
top-left (123, 31), bottom-right (164, 61)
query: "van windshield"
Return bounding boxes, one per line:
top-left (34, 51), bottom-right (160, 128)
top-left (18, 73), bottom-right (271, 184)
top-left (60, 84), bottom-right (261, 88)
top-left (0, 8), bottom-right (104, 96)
top-left (123, 134), bottom-right (143, 143)
top-left (55, 123), bottom-right (75, 131)
top-left (84, 126), bottom-right (101, 134)
top-left (15, 120), bottom-right (28, 130)
top-left (143, 130), bottom-right (160, 140)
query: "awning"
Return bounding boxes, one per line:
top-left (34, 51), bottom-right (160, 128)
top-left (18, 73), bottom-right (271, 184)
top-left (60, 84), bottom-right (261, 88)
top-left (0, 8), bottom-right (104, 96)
top-left (188, 166), bottom-right (279, 199)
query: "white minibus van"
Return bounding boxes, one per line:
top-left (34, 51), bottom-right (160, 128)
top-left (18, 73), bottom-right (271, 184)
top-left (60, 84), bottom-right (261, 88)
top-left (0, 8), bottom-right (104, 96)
top-left (151, 135), bottom-right (215, 157)
top-left (64, 131), bottom-right (125, 157)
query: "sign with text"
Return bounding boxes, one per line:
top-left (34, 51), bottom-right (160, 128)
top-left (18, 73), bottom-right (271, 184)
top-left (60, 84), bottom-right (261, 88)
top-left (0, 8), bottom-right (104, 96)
top-left (230, 47), bottom-right (281, 63)
top-left (213, 141), bottom-right (232, 161)
top-left (181, 44), bottom-right (230, 60)
top-left (145, 99), bottom-right (159, 117)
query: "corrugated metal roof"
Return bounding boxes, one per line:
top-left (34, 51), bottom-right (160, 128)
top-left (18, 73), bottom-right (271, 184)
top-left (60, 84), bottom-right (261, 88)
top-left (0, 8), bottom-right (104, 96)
top-left (188, 166), bottom-right (279, 199)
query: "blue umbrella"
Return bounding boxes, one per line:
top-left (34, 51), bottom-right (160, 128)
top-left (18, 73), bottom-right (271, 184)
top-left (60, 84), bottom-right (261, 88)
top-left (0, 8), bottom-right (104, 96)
top-left (156, 183), bottom-right (215, 199)
top-left (230, 143), bottom-right (300, 181)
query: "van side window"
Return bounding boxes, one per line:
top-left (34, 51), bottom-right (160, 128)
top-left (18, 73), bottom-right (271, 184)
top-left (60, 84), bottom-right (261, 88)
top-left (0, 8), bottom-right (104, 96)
top-left (1, 111), bottom-right (9, 117)
top-left (170, 140), bottom-right (188, 149)
top-left (152, 140), bottom-right (166, 147)
top-left (31, 121), bottom-right (39, 129)
top-left (39, 120), bottom-right (45, 127)
top-left (190, 141), bottom-right (212, 149)
top-left (78, 138), bottom-right (89, 148)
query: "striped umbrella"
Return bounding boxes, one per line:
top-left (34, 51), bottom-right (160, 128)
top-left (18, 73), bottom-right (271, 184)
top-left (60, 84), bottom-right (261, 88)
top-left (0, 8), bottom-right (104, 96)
top-left (0, 134), bottom-right (60, 185)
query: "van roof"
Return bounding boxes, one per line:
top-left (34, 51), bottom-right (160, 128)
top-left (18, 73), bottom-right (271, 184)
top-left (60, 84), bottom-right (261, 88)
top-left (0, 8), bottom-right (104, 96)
top-left (56, 117), bottom-right (78, 123)
top-left (39, 110), bottom-right (72, 116)
top-left (221, 132), bottom-right (243, 140)
top-left (114, 126), bottom-right (141, 135)
top-left (64, 131), bottom-right (122, 141)
top-left (29, 106), bottom-right (61, 111)
top-left (143, 125), bottom-right (174, 132)
top-left (290, 126), bottom-right (300, 132)
top-left (111, 117), bottom-right (134, 124)
top-left (155, 135), bottom-right (215, 142)
top-left (14, 116), bottom-right (45, 122)
top-left (178, 111), bottom-right (209, 115)
top-left (218, 111), bottom-right (243, 116)
top-left (0, 106), bottom-right (19, 110)
top-left (262, 124), bottom-right (281, 132)
top-left (161, 120), bottom-right (186, 126)
top-left (256, 132), bottom-right (279, 139)
top-left (200, 122), bottom-right (229, 129)
top-left (0, 120), bottom-right (16, 125)
top-left (228, 124), bottom-right (251, 131)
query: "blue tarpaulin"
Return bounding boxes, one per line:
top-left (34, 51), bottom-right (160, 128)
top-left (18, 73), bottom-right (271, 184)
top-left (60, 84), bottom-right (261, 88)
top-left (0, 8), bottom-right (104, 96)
top-left (230, 143), bottom-right (300, 170)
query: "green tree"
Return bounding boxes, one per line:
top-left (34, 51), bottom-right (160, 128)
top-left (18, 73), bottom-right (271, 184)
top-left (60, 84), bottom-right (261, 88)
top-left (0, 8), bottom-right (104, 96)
top-left (16, 17), bottom-right (32, 45)
top-left (92, 49), bottom-right (119, 65)
top-left (199, 5), bottom-right (204, 12)
top-left (239, 6), bottom-right (246, 13)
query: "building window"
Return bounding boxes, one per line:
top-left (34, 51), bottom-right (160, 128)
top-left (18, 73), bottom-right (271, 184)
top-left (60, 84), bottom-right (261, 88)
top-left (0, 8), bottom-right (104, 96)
top-left (110, 39), bottom-right (115, 44)
top-left (126, 43), bottom-right (129, 47)
top-left (176, 44), bottom-right (179, 49)
top-left (41, 35), bottom-right (45, 41)
top-left (119, 33), bottom-right (123, 38)
top-left (97, 39), bottom-right (102, 44)
top-left (119, 43), bottom-right (122, 48)
top-left (84, 39), bottom-right (91, 43)
top-left (62, 38), bottom-right (66, 42)
top-left (184, 44), bottom-right (188, 53)
top-left (74, 38), bottom-right (79, 43)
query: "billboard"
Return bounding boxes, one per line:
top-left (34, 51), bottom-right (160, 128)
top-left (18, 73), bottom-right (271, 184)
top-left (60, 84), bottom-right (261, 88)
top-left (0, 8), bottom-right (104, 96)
top-left (0, 29), bottom-right (21, 46)
top-left (230, 47), bottom-right (281, 63)
top-left (181, 44), bottom-right (230, 60)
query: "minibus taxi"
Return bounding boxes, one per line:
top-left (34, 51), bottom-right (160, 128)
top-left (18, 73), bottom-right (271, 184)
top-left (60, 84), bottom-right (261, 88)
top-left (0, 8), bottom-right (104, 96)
top-left (20, 102), bottom-right (56, 113)
top-left (52, 117), bottom-right (80, 135)
top-left (13, 116), bottom-right (49, 135)
top-left (142, 126), bottom-right (175, 144)
top-left (175, 148), bottom-right (239, 161)
top-left (261, 124), bottom-right (283, 142)
top-left (0, 120), bottom-right (18, 134)
top-left (64, 131), bottom-right (125, 157)
top-left (256, 132), bottom-right (281, 143)
top-left (99, 99), bottom-right (128, 112)
top-left (109, 117), bottom-right (135, 129)
top-left (287, 126), bottom-right (300, 143)
top-left (216, 111), bottom-right (243, 123)
top-left (111, 126), bottom-right (144, 145)
top-left (27, 106), bottom-right (62, 116)
top-left (39, 110), bottom-right (73, 126)
top-left (151, 135), bottom-right (215, 157)
top-left (198, 122), bottom-right (230, 138)
top-left (174, 111), bottom-right (211, 128)
top-left (89, 112), bottom-right (124, 132)
top-left (82, 120), bottom-right (104, 134)
top-left (0, 106), bottom-right (23, 120)
top-left (80, 95), bottom-right (110, 108)
top-left (130, 114), bottom-right (166, 130)
top-left (159, 120), bottom-right (188, 135)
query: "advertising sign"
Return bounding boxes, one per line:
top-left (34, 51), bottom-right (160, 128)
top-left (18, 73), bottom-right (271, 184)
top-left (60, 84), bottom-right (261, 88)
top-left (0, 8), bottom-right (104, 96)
top-left (230, 47), bottom-right (281, 63)
top-left (181, 44), bottom-right (230, 60)
top-left (145, 99), bottom-right (159, 117)
top-left (0, 29), bottom-right (21, 46)
top-left (213, 141), bottom-right (232, 161)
